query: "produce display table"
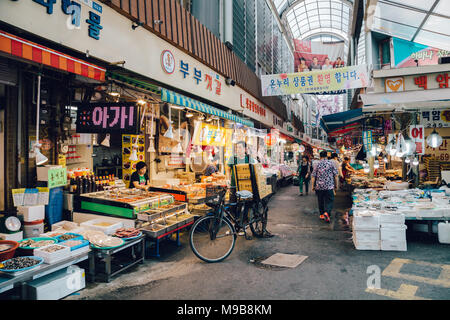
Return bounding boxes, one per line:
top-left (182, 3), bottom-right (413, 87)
top-left (87, 235), bottom-right (145, 283)
top-left (0, 250), bottom-right (90, 299)
top-left (142, 220), bottom-right (195, 258)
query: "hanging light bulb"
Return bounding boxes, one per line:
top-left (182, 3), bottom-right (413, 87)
top-left (374, 161), bottom-right (380, 169)
top-left (101, 133), bottom-right (111, 147)
top-left (34, 144), bottom-right (48, 166)
top-left (129, 143), bottom-right (139, 161)
top-left (412, 156), bottom-right (419, 166)
top-left (363, 167), bottom-right (370, 173)
top-left (426, 128), bottom-right (443, 148)
top-left (186, 112), bottom-right (194, 118)
top-left (405, 157), bottom-right (411, 164)
top-left (383, 156), bottom-right (388, 163)
top-left (403, 135), bottom-right (416, 156)
top-left (147, 137), bottom-right (156, 153)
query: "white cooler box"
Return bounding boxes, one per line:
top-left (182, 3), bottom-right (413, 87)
top-left (353, 238), bottom-right (381, 251)
top-left (17, 205), bottom-right (45, 222)
top-left (25, 265), bottom-right (85, 300)
top-left (381, 240), bottom-right (407, 251)
top-left (80, 218), bottom-right (123, 235)
top-left (353, 229), bottom-right (380, 242)
top-left (379, 213), bottom-right (405, 226)
top-left (380, 226), bottom-right (407, 242)
top-left (353, 214), bottom-right (380, 230)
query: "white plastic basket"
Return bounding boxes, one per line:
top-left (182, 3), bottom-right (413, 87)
top-left (80, 219), bottom-right (123, 235)
top-left (34, 244), bottom-right (71, 264)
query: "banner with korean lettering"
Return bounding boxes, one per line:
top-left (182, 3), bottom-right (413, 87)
top-left (261, 64), bottom-right (370, 96)
top-left (419, 109), bottom-right (450, 128)
top-left (409, 125), bottom-right (425, 155)
top-left (192, 122), bottom-right (231, 147)
top-left (76, 102), bottom-right (138, 134)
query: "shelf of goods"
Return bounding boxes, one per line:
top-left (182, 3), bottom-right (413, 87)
top-left (74, 189), bottom-right (175, 219)
top-left (138, 201), bottom-right (195, 238)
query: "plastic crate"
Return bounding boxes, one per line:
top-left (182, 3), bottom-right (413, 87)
top-left (353, 239), bottom-right (380, 251)
top-left (80, 219), bottom-right (123, 235)
top-left (379, 213), bottom-right (405, 225)
top-left (381, 240), bottom-right (407, 251)
top-left (353, 214), bottom-right (380, 230)
top-left (34, 244), bottom-right (71, 264)
top-left (45, 187), bottom-right (64, 227)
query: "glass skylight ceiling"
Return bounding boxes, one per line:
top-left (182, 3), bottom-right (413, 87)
top-left (368, 0), bottom-right (450, 51)
top-left (278, 0), bottom-right (353, 42)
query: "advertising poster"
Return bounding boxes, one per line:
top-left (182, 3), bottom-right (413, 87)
top-left (122, 134), bottom-right (145, 188)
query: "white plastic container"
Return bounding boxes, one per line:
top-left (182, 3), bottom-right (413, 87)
top-left (380, 226), bottom-right (407, 242)
top-left (381, 240), bottom-right (407, 251)
top-left (0, 231), bottom-right (23, 242)
top-left (353, 229), bottom-right (380, 242)
top-left (379, 213), bottom-right (405, 225)
top-left (353, 239), bottom-right (380, 250)
top-left (80, 219), bottom-right (123, 235)
top-left (353, 214), bottom-right (380, 230)
top-left (438, 221), bottom-right (450, 244)
top-left (23, 221), bottom-right (45, 238)
top-left (51, 220), bottom-right (79, 232)
top-left (17, 205), bottom-right (45, 222)
top-left (34, 244), bottom-right (71, 264)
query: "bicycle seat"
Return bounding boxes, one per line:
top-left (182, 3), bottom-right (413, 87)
top-left (236, 190), bottom-right (253, 200)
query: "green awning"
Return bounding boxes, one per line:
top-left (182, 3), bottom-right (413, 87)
top-left (161, 88), bottom-right (254, 127)
top-left (107, 71), bottom-right (161, 94)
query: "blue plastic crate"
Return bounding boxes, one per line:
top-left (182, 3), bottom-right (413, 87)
top-left (45, 187), bottom-right (64, 226)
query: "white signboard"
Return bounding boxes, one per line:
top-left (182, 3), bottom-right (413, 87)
top-left (409, 125), bottom-right (425, 155)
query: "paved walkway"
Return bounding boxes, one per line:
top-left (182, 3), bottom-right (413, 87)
top-left (66, 186), bottom-right (450, 300)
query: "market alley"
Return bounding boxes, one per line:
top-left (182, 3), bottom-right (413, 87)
top-left (65, 186), bottom-right (450, 301)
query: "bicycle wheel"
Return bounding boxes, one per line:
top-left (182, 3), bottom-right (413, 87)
top-left (189, 215), bottom-right (236, 263)
top-left (249, 201), bottom-right (268, 237)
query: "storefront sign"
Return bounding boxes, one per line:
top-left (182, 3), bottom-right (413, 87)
top-left (240, 94), bottom-right (266, 117)
top-left (192, 122), bottom-right (231, 147)
top-left (162, 49), bottom-right (222, 96)
top-left (384, 77), bottom-right (405, 92)
top-left (261, 64), bottom-right (370, 96)
top-left (76, 103), bottom-right (138, 133)
top-left (15, 0), bottom-right (103, 39)
top-left (419, 109), bottom-right (450, 128)
top-left (409, 125), bottom-right (425, 155)
top-left (426, 138), bottom-right (450, 161)
top-left (48, 167), bottom-right (67, 188)
top-left (362, 130), bottom-right (373, 152)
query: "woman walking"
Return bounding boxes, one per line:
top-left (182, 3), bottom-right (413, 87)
top-left (297, 156), bottom-right (311, 196)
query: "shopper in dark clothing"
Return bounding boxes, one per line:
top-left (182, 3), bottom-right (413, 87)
top-left (311, 151), bottom-right (338, 223)
top-left (297, 156), bottom-right (311, 196)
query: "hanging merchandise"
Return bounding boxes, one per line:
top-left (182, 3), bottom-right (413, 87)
top-left (164, 104), bottom-right (174, 139)
top-left (395, 132), bottom-right (406, 157)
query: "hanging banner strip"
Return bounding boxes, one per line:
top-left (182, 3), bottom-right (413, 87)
top-left (260, 64), bottom-right (370, 96)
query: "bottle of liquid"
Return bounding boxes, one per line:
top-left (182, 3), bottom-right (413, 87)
top-left (111, 174), bottom-right (115, 186)
top-left (81, 173), bottom-right (87, 194)
top-left (69, 174), bottom-right (77, 194)
top-left (89, 172), bottom-right (95, 192)
top-left (76, 175), bottom-right (82, 195)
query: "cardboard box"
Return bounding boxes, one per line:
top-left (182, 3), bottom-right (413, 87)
top-left (36, 165), bottom-right (63, 182)
top-left (17, 205), bottom-right (45, 222)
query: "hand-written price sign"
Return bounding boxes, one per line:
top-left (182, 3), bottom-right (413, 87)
top-left (410, 125), bottom-right (425, 155)
top-left (48, 167), bottom-right (67, 189)
top-left (76, 103), bottom-right (138, 134)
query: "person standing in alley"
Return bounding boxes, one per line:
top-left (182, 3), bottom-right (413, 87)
top-left (297, 156), bottom-right (311, 196)
top-left (311, 151), bottom-right (338, 223)
top-left (331, 153), bottom-right (343, 189)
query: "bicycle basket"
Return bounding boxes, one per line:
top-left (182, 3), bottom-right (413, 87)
top-left (205, 185), bottom-right (227, 207)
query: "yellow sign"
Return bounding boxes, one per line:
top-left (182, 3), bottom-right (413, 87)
top-left (192, 122), bottom-right (232, 147)
top-left (58, 154), bottom-right (66, 167)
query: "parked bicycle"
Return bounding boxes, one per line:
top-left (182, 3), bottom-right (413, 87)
top-left (189, 185), bottom-right (271, 263)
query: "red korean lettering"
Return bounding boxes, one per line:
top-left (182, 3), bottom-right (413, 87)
top-left (414, 75), bottom-right (427, 90)
top-left (205, 74), bottom-right (212, 91)
top-left (436, 73), bottom-right (449, 88)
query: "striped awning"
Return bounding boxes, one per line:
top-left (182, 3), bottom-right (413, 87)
top-left (107, 71), bottom-right (161, 94)
top-left (161, 88), bottom-right (254, 127)
top-left (0, 30), bottom-right (105, 81)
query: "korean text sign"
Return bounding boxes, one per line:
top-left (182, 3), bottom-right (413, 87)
top-left (409, 125), bottom-right (425, 155)
top-left (76, 103), bottom-right (138, 134)
top-left (260, 64), bottom-right (370, 96)
top-left (192, 122), bottom-right (232, 147)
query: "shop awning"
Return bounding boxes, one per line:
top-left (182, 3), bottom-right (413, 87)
top-left (0, 31), bottom-right (105, 81)
top-left (279, 132), bottom-right (295, 142)
top-left (107, 71), bottom-right (161, 94)
top-left (161, 88), bottom-right (254, 127)
top-left (320, 108), bottom-right (364, 134)
top-left (360, 88), bottom-right (450, 112)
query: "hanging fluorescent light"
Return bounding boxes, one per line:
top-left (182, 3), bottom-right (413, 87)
top-left (101, 133), bottom-right (111, 147)
top-left (426, 128), bottom-right (443, 148)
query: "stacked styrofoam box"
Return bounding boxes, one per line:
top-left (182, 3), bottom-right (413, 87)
top-left (379, 213), bottom-right (407, 251)
top-left (352, 212), bottom-right (380, 250)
